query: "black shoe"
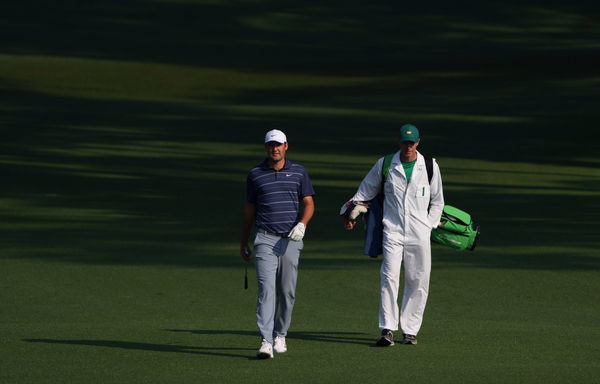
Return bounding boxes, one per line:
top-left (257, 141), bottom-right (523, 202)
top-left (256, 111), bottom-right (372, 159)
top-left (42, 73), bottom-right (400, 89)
top-left (400, 334), bottom-right (417, 345)
top-left (375, 329), bottom-right (395, 346)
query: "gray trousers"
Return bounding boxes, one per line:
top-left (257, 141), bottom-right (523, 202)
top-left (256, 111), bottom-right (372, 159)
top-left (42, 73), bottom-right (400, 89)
top-left (253, 232), bottom-right (303, 344)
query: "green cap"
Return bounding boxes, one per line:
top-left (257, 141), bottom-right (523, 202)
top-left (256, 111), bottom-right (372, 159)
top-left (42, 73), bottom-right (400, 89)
top-left (400, 124), bottom-right (419, 142)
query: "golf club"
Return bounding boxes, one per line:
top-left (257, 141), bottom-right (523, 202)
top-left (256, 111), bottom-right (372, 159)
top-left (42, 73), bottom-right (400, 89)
top-left (244, 248), bottom-right (251, 290)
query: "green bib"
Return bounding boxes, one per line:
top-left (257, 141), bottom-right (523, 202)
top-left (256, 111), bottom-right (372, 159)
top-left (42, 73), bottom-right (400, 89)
top-left (402, 159), bottom-right (416, 183)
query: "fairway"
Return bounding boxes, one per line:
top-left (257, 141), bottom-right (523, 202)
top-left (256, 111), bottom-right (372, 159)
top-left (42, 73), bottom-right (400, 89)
top-left (1, 1), bottom-right (600, 383)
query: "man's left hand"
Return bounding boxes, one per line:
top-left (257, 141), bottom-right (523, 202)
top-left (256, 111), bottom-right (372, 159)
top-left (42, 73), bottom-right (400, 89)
top-left (288, 222), bottom-right (305, 241)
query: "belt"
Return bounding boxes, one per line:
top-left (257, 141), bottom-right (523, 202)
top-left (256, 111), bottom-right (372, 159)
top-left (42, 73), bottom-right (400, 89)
top-left (257, 229), bottom-right (288, 237)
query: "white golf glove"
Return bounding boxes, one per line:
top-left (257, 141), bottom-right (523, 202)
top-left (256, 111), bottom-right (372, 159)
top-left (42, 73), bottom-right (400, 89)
top-left (288, 222), bottom-right (305, 241)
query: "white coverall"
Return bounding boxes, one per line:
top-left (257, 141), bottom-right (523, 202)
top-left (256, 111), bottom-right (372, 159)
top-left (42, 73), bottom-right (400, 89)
top-left (350, 151), bottom-right (444, 335)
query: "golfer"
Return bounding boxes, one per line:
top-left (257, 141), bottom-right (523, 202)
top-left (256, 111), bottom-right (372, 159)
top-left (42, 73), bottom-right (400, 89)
top-left (343, 124), bottom-right (444, 346)
top-left (240, 129), bottom-right (315, 359)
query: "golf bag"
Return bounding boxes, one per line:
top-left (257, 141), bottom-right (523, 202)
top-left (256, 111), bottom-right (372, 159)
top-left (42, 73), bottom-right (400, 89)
top-left (363, 154), bottom-right (396, 258)
top-left (431, 205), bottom-right (480, 251)
top-left (364, 194), bottom-right (385, 257)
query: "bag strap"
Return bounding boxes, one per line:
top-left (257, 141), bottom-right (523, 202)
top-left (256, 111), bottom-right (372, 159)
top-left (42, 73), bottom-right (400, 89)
top-left (423, 154), bottom-right (433, 184)
top-left (379, 153), bottom-right (395, 197)
top-left (423, 154), bottom-right (434, 213)
top-left (382, 153), bottom-right (394, 182)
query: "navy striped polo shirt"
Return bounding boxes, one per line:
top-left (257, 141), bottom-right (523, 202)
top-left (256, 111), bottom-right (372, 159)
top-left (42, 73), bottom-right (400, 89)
top-left (247, 159), bottom-right (315, 235)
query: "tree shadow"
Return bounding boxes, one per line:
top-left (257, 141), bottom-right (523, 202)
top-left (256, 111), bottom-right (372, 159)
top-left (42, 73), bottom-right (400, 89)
top-left (1, 0), bottom-right (599, 272)
top-left (3, 0), bottom-right (599, 68)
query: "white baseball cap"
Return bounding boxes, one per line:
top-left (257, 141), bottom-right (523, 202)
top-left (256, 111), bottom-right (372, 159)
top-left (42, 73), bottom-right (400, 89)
top-left (264, 129), bottom-right (287, 144)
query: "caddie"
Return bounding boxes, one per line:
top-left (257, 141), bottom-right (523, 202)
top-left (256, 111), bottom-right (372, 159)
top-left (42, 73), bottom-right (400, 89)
top-left (342, 124), bottom-right (444, 346)
top-left (240, 129), bottom-right (315, 359)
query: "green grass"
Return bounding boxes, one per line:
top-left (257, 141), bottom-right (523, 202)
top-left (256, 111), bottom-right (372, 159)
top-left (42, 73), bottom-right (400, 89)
top-left (1, 0), bottom-right (600, 383)
top-left (3, 255), bottom-right (599, 383)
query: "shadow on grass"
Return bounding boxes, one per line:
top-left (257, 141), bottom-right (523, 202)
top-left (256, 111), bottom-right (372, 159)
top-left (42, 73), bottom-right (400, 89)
top-left (166, 329), bottom-right (373, 346)
top-left (23, 338), bottom-right (255, 360)
top-left (23, 328), bottom-right (374, 360)
top-left (3, 0), bottom-right (599, 70)
top-left (1, 42), bottom-right (599, 273)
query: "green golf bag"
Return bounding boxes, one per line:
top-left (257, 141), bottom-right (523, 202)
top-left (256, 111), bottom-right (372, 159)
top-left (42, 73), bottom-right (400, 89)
top-left (431, 205), bottom-right (480, 251)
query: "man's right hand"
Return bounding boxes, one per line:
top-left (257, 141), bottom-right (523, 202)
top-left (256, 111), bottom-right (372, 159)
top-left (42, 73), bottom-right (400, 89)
top-left (240, 246), bottom-right (252, 262)
top-left (343, 219), bottom-right (357, 230)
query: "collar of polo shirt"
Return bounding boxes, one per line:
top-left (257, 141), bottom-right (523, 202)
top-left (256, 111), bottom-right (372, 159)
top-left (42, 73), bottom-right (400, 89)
top-left (262, 158), bottom-right (290, 170)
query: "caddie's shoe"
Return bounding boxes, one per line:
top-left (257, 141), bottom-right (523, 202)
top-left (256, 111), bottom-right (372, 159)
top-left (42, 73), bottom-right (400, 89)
top-left (400, 334), bottom-right (417, 345)
top-left (256, 339), bottom-right (273, 359)
top-left (273, 336), bottom-right (287, 353)
top-left (375, 329), bottom-right (395, 346)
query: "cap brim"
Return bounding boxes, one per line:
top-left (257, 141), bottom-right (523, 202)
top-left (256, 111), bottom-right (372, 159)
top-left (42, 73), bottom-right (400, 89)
top-left (400, 137), bottom-right (419, 143)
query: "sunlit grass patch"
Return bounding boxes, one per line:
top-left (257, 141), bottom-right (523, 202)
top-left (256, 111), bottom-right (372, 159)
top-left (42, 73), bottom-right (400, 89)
top-left (0, 54), bottom-right (375, 102)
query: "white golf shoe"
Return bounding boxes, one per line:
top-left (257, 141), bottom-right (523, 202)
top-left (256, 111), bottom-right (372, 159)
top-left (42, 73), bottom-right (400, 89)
top-left (273, 336), bottom-right (287, 353)
top-left (256, 339), bottom-right (273, 359)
